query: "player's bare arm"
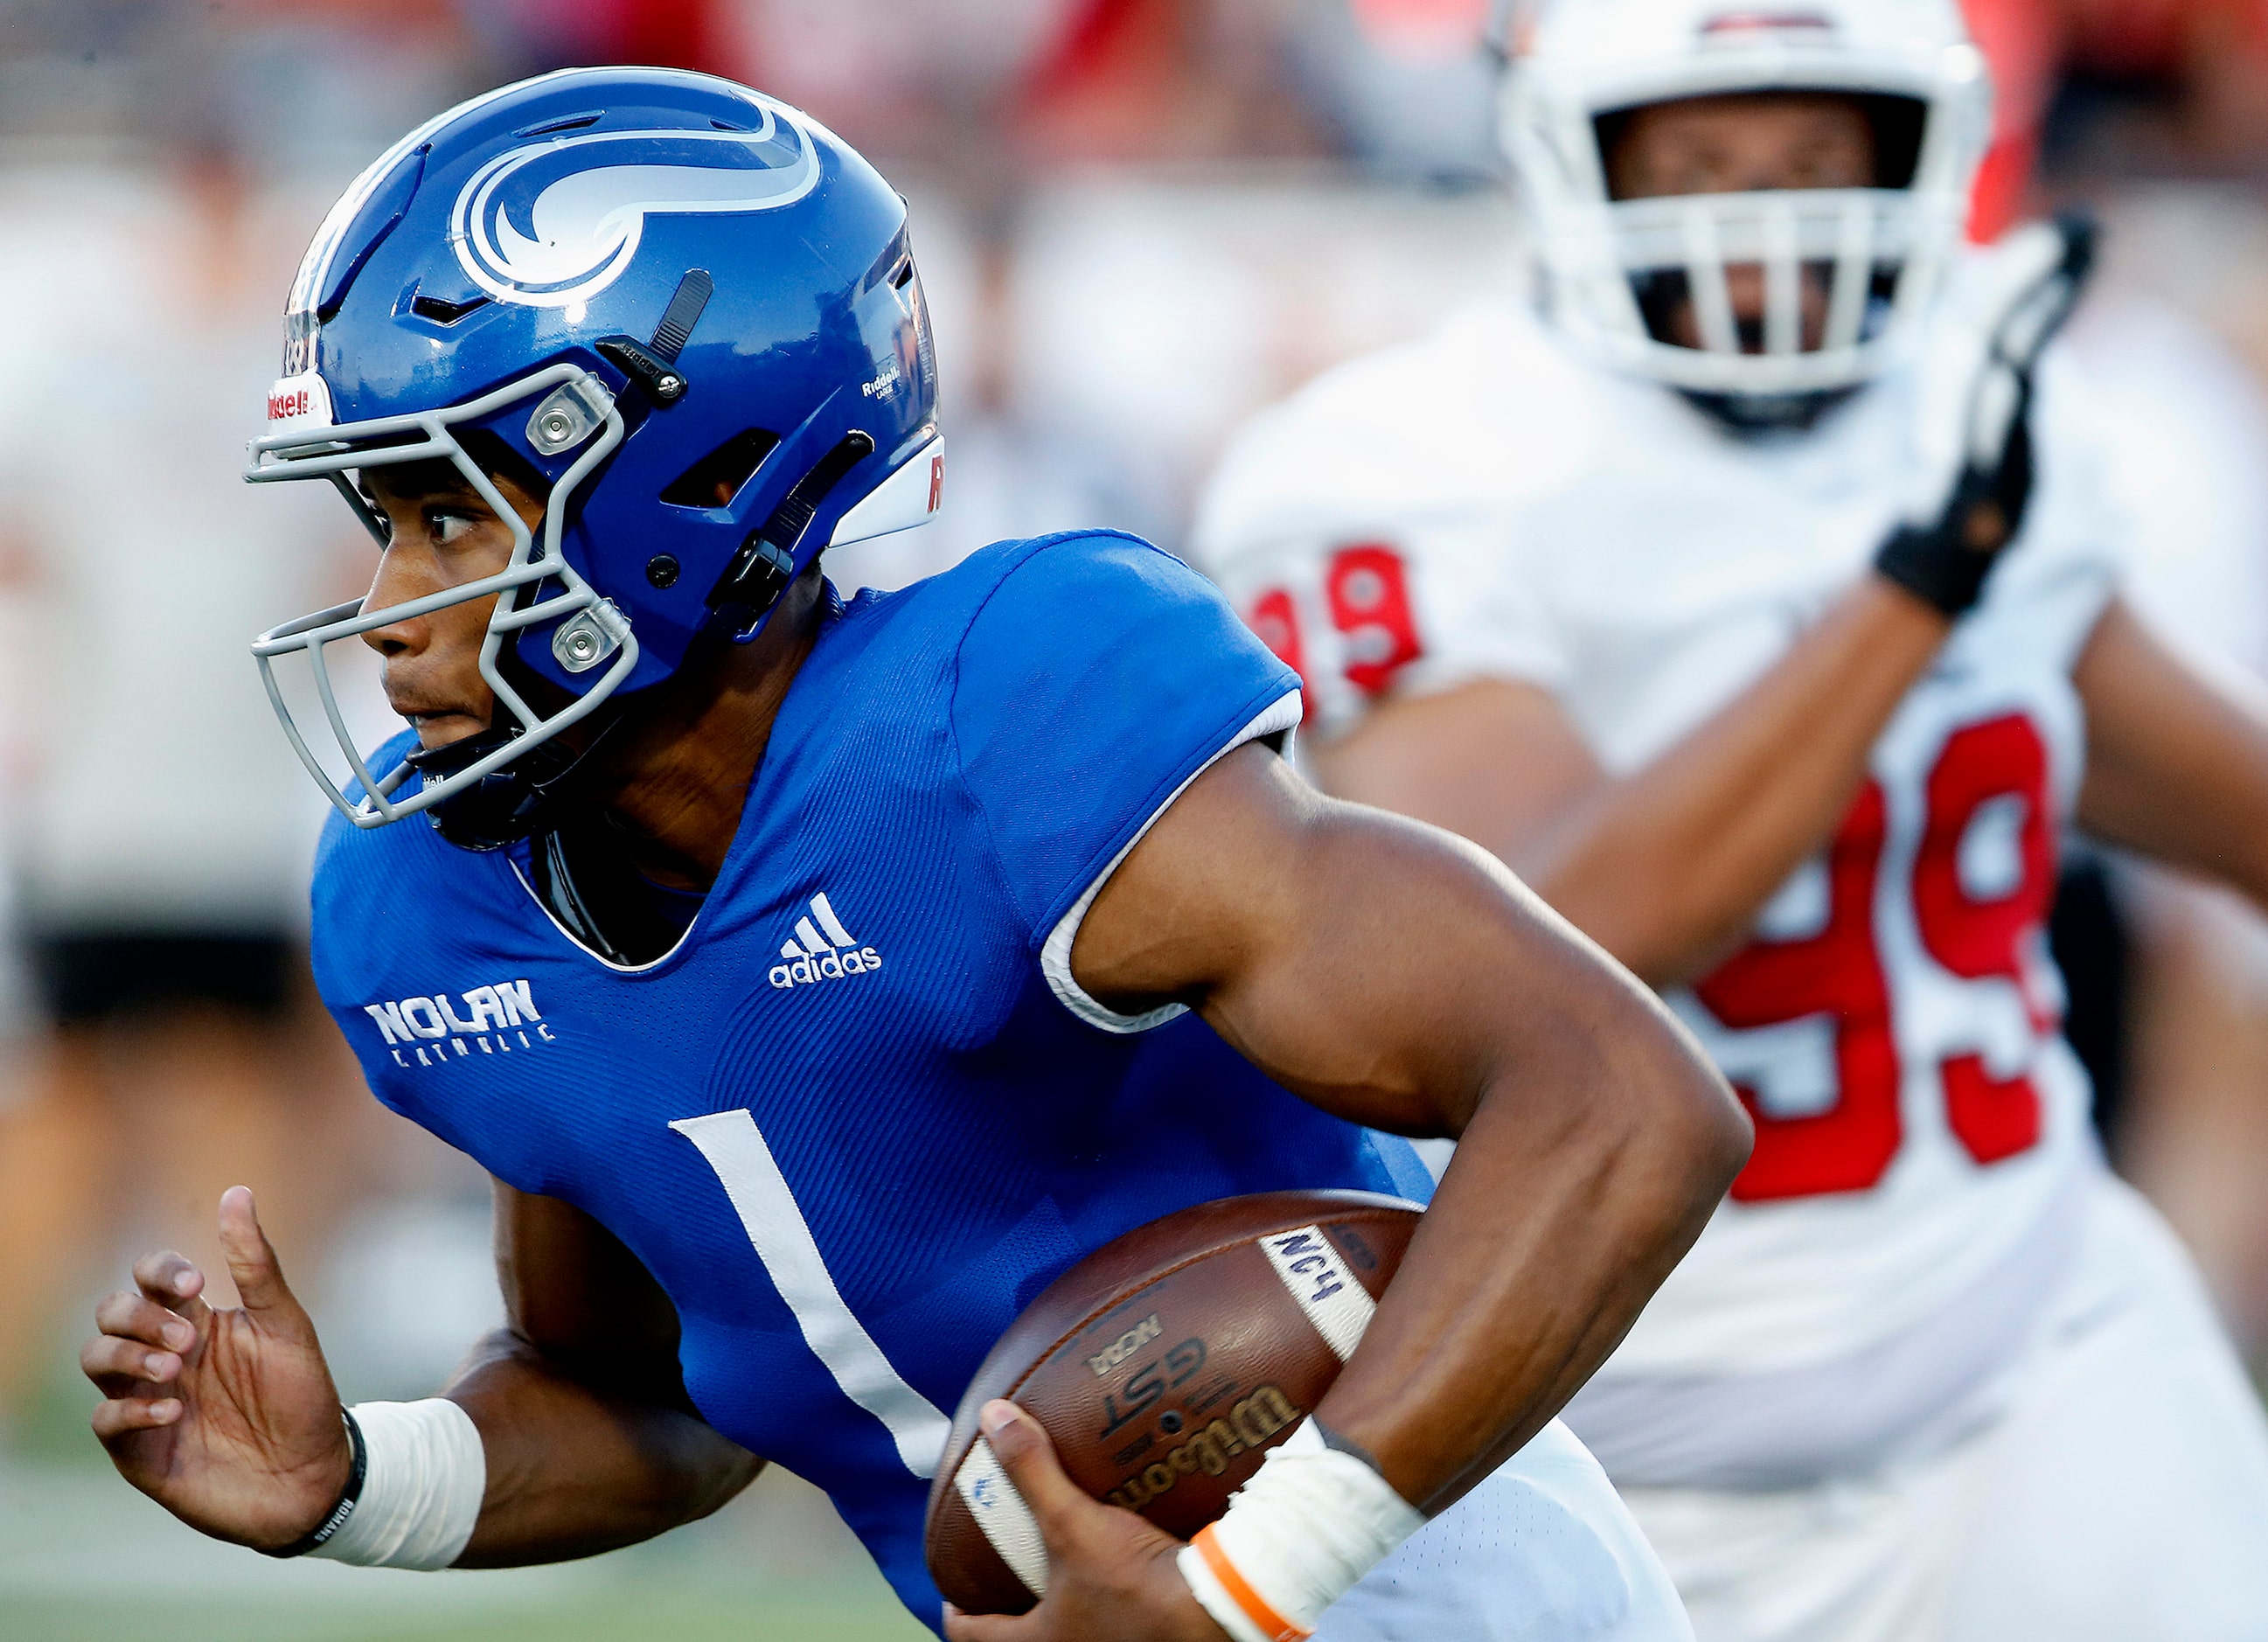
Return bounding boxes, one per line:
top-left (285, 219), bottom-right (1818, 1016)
top-left (449, 1184), bottom-right (762, 1566)
top-left (1076, 746), bottom-right (1750, 1504)
top-left (1314, 584), bottom-right (1949, 987)
top-left (2073, 596), bottom-right (2268, 901)
top-left (944, 745), bottom-right (1747, 1641)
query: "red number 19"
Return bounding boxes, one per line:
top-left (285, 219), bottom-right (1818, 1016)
top-left (1247, 545), bottom-right (1425, 699)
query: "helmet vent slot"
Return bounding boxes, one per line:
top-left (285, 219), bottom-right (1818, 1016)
top-left (410, 292), bottom-right (491, 325)
top-left (660, 428), bottom-right (782, 509)
top-left (515, 112), bottom-right (602, 138)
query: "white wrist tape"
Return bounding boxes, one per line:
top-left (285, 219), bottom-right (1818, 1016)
top-left (1177, 1420), bottom-right (1423, 1642)
top-left (309, 1399), bottom-right (486, 1569)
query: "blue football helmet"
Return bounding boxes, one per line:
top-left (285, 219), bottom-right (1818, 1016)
top-left (247, 67), bottom-right (943, 847)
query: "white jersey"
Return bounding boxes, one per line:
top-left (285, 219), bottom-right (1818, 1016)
top-left (1193, 283), bottom-right (2126, 1444)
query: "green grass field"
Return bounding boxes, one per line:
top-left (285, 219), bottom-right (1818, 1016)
top-left (0, 1459), bottom-right (933, 1642)
top-left (1, 1370), bottom-right (930, 1642)
top-left (0, 1588), bottom-right (925, 1642)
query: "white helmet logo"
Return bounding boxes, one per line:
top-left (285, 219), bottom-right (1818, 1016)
top-left (452, 106), bottom-right (821, 308)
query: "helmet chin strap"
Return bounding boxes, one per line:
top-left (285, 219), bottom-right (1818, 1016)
top-left (405, 658), bottom-right (643, 852)
top-left (405, 716), bottom-right (611, 852)
top-left (1679, 383), bottom-right (1862, 439)
top-left (704, 430), bottom-right (875, 641)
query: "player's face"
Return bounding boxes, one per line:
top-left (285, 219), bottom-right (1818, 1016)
top-left (1604, 92), bottom-right (1879, 355)
top-left (358, 463), bottom-right (546, 751)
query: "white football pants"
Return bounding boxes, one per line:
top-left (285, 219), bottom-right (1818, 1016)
top-left (1315, 1418), bottom-right (1695, 1642)
top-left (1622, 1177), bottom-right (2268, 1642)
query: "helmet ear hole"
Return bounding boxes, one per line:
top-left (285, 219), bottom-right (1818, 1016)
top-left (660, 428), bottom-right (782, 509)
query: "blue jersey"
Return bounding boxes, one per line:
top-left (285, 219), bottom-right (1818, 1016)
top-left (311, 532), bottom-right (1433, 1629)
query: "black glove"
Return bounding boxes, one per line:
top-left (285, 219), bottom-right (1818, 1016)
top-left (1875, 212), bottom-right (2098, 617)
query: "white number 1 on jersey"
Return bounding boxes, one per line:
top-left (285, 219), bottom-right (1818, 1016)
top-left (672, 1110), bottom-right (951, 1478)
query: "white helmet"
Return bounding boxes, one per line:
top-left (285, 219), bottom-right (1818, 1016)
top-left (1498, 0), bottom-right (1993, 402)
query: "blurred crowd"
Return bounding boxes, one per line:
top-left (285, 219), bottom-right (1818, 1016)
top-left (0, 0), bottom-right (2265, 1473)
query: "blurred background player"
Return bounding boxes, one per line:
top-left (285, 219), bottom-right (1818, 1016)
top-left (1194, 2), bottom-right (2268, 1637)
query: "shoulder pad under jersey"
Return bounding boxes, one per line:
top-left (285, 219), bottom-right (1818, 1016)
top-left (1192, 303), bottom-right (1603, 579)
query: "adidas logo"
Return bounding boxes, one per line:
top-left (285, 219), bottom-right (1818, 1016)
top-left (769, 891), bottom-right (883, 991)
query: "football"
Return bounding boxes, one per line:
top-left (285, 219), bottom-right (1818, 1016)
top-left (922, 1188), bottom-right (1423, 1617)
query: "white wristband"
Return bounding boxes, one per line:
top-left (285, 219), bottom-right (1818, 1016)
top-left (1177, 1420), bottom-right (1423, 1641)
top-left (309, 1399), bottom-right (487, 1569)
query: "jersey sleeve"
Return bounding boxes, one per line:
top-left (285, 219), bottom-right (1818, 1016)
top-left (2064, 309), bottom-right (2268, 675)
top-left (950, 532), bottom-right (1302, 1033)
top-left (1189, 334), bottom-right (1576, 742)
top-left (1197, 514), bottom-right (1569, 742)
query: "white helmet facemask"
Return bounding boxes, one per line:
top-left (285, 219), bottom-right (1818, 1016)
top-left (1499, 0), bottom-right (1993, 400)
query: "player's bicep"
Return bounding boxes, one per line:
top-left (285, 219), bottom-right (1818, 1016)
top-left (1308, 677), bottom-right (1608, 880)
top-left (452, 1184), bottom-right (763, 1565)
top-left (489, 1180), bottom-right (693, 1408)
top-left (2076, 598), bottom-right (2268, 897)
top-left (1071, 743), bottom-right (1614, 1136)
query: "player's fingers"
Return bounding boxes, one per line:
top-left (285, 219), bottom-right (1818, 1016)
top-left (131, 1250), bottom-right (214, 1332)
top-left (216, 1186), bottom-right (309, 1330)
top-left (80, 1333), bottom-right (182, 1388)
top-left (91, 1395), bottom-right (182, 1440)
top-left (93, 1290), bottom-right (199, 1354)
top-left (1985, 214), bottom-right (2096, 379)
top-left (979, 1402), bottom-right (1093, 1539)
top-left (940, 1600), bottom-right (1029, 1642)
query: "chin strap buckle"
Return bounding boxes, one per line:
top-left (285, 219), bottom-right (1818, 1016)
top-left (710, 539), bottom-right (799, 642)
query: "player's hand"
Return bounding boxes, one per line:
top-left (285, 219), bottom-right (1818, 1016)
top-left (941, 1402), bottom-right (1228, 1642)
top-left (81, 1186), bottom-right (354, 1552)
top-left (1876, 212), bottom-right (2098, 616)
